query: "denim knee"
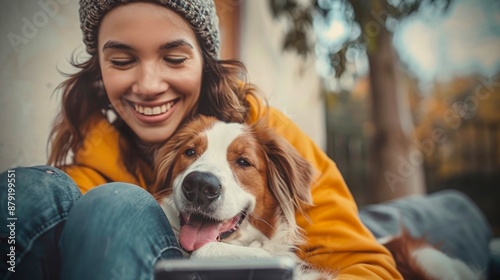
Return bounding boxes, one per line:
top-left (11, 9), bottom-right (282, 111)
top-left (430, 190), bottom-right (490, 226)
top-left (60, 182), bottom-right (182, 280)
top-left (0, 165), bottom-right (81, 279)
top-left (0, 165), bottom-right (81, 248)
top-left (64, 182), bottom-right (179, 246)
top-left (85, 181), bottom-right (152, 203)
top-left (78, 182), bottom-right (168, 224)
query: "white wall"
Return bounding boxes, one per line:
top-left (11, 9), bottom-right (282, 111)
top-left (240, 0), bottom-right (325, 149)
top-left (0, 0), bottom-right (326, 171)
top-left (0, 0), bottom-right (82, 171)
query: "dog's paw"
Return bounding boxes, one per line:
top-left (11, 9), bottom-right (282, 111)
top-left (190, 242), bottom-right (272, 259)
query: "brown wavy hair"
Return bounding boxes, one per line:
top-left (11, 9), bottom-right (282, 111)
top-left (47, 44), bottom-right (261, 179)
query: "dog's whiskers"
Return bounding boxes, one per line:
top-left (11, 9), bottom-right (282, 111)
top-left (153, 188), bottom-right (171, 202)
top-left (248, 212), bottom-right (276, 231)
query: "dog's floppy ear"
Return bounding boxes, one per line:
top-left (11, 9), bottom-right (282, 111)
top-left (252, 120), bottom-right (315, 226)
top-left (151, 132), bottom-right (185, 199)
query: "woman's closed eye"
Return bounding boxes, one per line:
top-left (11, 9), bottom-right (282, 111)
top-left (164, 56), bottom-right (187, 65)
top-left (110, 58), bottom-right (135, 68)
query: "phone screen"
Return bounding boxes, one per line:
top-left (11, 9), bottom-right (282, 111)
top-left (154, 257), bottom-right (295, 280)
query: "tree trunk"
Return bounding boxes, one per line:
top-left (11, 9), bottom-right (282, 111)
top-left (351, 0), bottom-right (426, 203)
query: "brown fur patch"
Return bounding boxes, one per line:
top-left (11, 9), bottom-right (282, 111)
top-left (228, 132), bottom-right (279, 238)
top-left (383, 229), bottom-right (435, 280)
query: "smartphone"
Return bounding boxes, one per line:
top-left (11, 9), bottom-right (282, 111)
top-left (154, 257), bottom-right (295, 280)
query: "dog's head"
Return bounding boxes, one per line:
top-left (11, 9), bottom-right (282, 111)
top-left (153, 115), bottom-right (314, 252)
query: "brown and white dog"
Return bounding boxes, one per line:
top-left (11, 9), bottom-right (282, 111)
top-left (152, 115), bottom-right (480, 280)
top-left (153, 115), bottom-right (332, 279)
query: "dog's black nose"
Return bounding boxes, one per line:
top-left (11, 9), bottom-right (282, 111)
top-left (182, 172), bottom-right (222, 207)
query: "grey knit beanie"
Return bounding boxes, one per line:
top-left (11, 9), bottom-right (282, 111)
top-left (79, 0), bottom-right (220, 58)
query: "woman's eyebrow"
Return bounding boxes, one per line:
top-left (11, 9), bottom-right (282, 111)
top-left (159, 39), bottom-right (193, 51)
top-left (102, 41), bottom-right (134, 51)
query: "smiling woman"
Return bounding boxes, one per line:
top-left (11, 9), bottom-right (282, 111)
top-left (97, 3), bottom-right (203, 143)
top-left (0, 0), bottom-right (416, 279)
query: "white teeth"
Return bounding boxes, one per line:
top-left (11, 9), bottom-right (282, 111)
top-left (133, 101), bottom-right (174, 116)
top-left (152, 106), bottom-right (161, 115)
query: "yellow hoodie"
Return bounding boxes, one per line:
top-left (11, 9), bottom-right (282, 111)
top-left (64, 96), bottom-right (402, 279)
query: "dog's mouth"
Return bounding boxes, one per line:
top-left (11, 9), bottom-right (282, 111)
top-left (178, 209), bottom-right (247, 252)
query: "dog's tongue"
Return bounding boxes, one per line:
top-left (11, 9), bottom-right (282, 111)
top-left (179, 215), bottom-right (220, 252)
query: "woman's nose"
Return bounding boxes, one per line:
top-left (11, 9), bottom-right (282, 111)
top-left (132, 63), bottom-right (168, 98)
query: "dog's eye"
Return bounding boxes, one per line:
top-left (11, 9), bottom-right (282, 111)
top-left (236, 158), bottom-right (251, 167)
top-left (184, 148), bottom-right (196, 157)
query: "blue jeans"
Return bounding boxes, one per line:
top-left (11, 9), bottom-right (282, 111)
top-left (359, 190), bottom-right (492, 275)
top-left (0, 165), bottom-right (183, 280)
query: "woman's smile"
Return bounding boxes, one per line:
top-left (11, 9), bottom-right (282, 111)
top-left (129, 99), bottom-right (178, 116)
top-left (121, 97), bottom-right (179, 125)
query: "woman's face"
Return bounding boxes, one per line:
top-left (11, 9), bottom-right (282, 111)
top-left (98, 2), bottom-right (203, 143)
